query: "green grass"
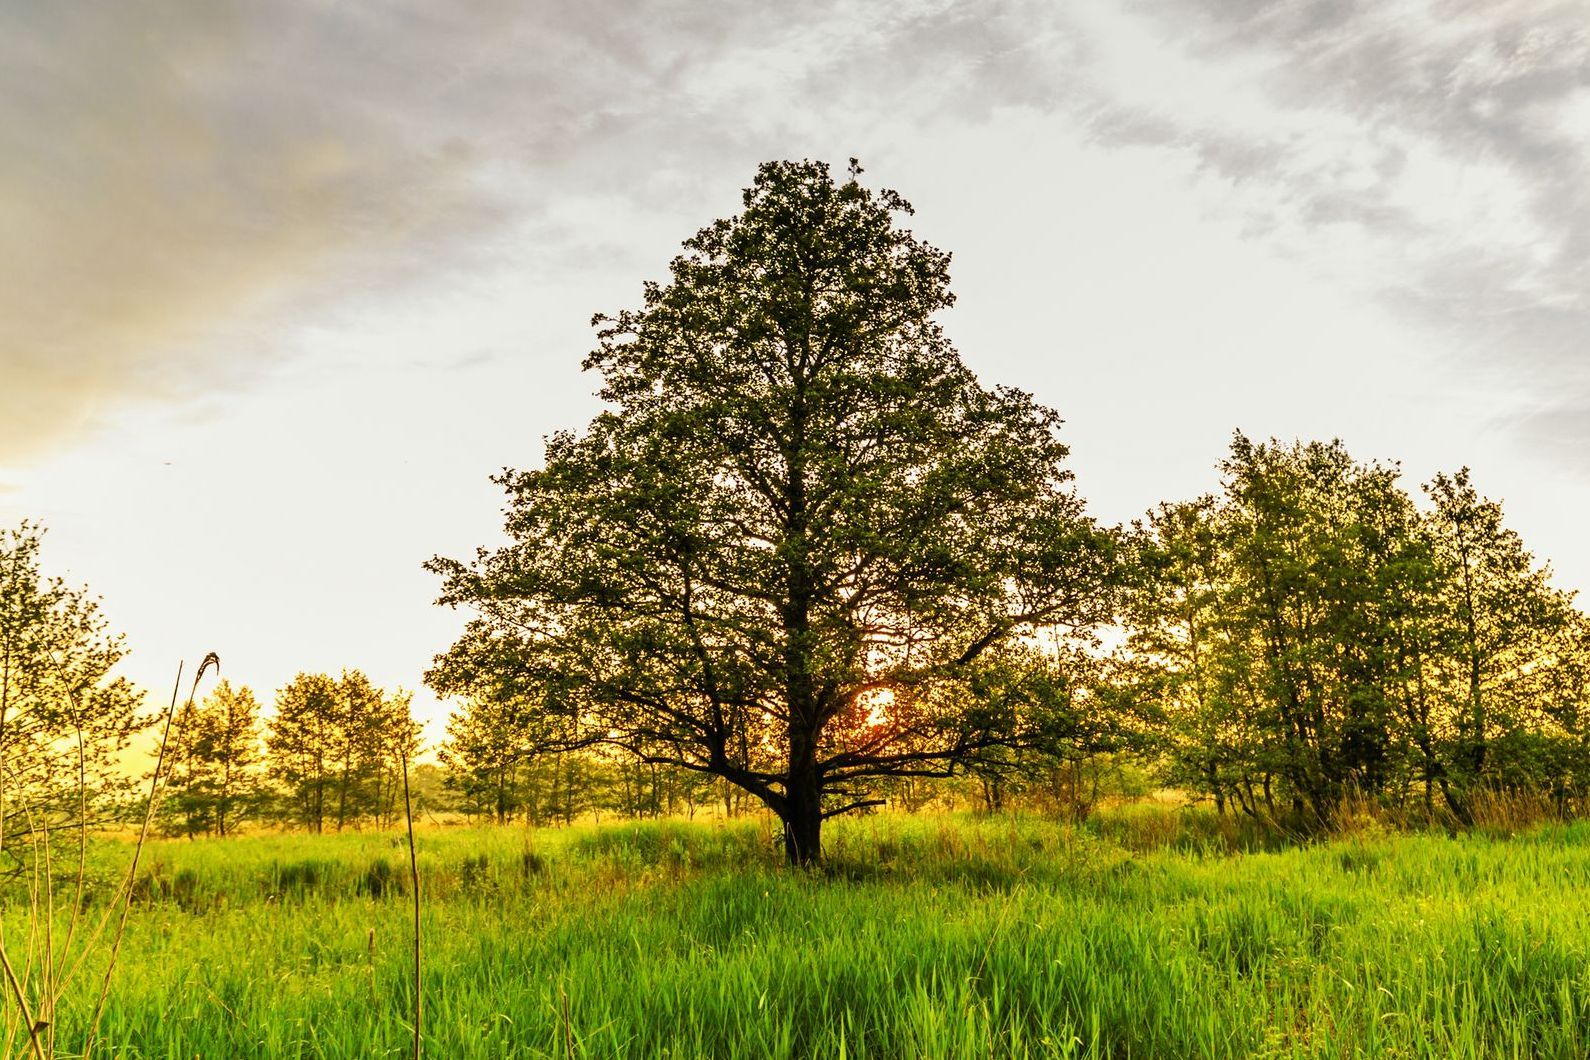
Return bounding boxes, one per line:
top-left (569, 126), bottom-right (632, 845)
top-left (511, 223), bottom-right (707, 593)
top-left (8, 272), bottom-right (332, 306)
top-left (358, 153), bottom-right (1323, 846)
top-left (14, 810), bottom-right (1590, 1057)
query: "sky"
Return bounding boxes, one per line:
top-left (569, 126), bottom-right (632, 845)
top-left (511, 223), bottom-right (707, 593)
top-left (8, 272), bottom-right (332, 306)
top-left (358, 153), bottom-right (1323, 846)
top-left (3, 0), bottom-right (1587, 746)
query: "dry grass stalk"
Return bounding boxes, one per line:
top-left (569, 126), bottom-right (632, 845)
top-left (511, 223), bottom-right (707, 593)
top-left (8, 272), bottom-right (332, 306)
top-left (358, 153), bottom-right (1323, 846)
top-left (80, 652), bottom-right (218, 1060)
top-left (399, 730), bottom-right (422, 1060)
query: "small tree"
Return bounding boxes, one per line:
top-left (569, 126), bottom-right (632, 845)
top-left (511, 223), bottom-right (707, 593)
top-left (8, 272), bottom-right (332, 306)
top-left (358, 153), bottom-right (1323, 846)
top-left (441, 696), bottom-right (557, 824)
top-left (166, 683), bottom-right (262, 839)
top-left (1121, 498), bottom-right (1244, 813)
top-left (167, 680), bottom-right (263, 836)
top-left (429, 160), bottom-right (1118, 864)
top-left (267, 673), bottom-right (338, 832)
top-left (1423, 472), bottom-right (1571, 786)
top-left (0, 522), bottom-right (145, 856)
top-left (329, 671), bottom-right (386, 830)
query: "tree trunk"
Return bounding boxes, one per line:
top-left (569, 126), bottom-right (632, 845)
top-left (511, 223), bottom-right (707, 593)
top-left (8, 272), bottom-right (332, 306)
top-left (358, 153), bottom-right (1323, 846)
top-left (1423, 761), bottom-right (1435, 821)
top-left (336, 750), bottom-right (353, 831)
top-left (219, 758), bottom-right (232, 837)
top-left (781, 781), bottom-right (822, 866)
top-left (1438, 775), bottom-right (1473, 827)
top-left (779, 702), bottom-right (824, 860)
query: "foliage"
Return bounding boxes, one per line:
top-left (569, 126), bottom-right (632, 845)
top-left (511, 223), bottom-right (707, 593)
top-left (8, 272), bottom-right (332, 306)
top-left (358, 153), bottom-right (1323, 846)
top-left (0, 522), bottom-right (145, 861)
top-left (266, 671), bottom-right (419, 832)
top-left (1125, 435), bottom-right (1589, 825)
top-left (429, 159), bottom-right (1119, 862)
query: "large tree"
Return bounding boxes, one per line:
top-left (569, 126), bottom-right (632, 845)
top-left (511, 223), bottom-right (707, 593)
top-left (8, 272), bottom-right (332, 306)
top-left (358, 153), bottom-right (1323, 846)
top-left (428, 160), bottom-right (1117, 863)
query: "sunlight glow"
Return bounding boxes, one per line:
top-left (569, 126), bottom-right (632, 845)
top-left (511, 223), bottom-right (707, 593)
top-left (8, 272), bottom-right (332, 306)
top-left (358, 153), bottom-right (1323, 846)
top-left (857, 687), bottom-right (895, 727)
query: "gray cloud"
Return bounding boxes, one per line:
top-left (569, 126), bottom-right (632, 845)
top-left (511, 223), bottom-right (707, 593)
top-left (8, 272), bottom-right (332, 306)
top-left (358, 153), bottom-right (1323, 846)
top-left (1, 2), bottom-right (510, 458)
top-left (3, 0), bottom-right (1585, 462)
top-left (1105, 0), bottom-right (1590, 448)
top-left (0, 0), bottom-right (1074, 462)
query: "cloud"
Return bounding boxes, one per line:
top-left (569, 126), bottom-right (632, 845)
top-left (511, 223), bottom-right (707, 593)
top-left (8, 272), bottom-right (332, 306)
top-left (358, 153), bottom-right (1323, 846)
top-left (0, 0), bottom-right (1079, 464)
top-left (0, 2), bottom-right (505, 459)
top-left (3, 0), bottom-right (1584, 463)
top-left (1076, 0), bottom-right (1590, 447)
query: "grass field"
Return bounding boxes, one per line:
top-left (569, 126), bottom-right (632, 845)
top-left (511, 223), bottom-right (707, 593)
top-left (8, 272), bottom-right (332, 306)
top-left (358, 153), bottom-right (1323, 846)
top-left (15, 809), bottom-right (1590, 1058)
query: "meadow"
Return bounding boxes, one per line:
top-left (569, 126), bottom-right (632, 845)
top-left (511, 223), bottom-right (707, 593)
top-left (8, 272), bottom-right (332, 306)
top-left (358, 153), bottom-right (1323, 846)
top-left (19, 808), bottom-right (1590, 1058)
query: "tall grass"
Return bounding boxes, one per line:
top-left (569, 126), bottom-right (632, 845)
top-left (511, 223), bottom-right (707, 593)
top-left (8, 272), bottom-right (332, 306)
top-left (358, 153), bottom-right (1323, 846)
top-left (398, 727), bottom-right (422, 1060)
top-left (6, 808), bottom-right (1585, 1058)
top-left (0, 653), bottom-right (218, 1060)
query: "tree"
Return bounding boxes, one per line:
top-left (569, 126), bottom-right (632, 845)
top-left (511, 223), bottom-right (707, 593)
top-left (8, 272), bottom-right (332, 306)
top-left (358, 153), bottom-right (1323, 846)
top-left (1423, 472), bottom-right (1571, 783)
top-left (428, 160), bottom-right (1118, 863)
top-left (368, 687), bottom-right (422, 827)
top-left (330, 670), bottom-right (386, 830)
top-left (1122, 497), bottom-right (1251, 814)
top-left (267, 673), bottom-right (339, 832)
top-left (1533, 610), bottom-right (1590, 809)
top-left (267, 671), bottom-right (419, 831)
top-left (0, 521), bottom-right (145, 862)
top-left (167, 679), bottom-right (262, 836)
top-left (1124, 437), bottom-right (1435, 825)
top-left (1415, 469), bottom-right (1579, 814)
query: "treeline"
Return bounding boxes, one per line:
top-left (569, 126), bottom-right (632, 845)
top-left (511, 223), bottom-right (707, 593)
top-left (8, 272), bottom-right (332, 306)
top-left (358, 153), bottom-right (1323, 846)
top-left (167, 434), bottom-right (1590, 834)
top-left (1125, 435), bottom-right (1590, 826)
top-left (164, 671), bottom-right (420, 836)
top-left (437, 738), bottom-right (1151, 826)
top-left (9, 428), bottom-right (1590, 841)
top-left (439, 435), bottom-right (1590, 831)
top-left (168, 676), bottom-right (748, 832)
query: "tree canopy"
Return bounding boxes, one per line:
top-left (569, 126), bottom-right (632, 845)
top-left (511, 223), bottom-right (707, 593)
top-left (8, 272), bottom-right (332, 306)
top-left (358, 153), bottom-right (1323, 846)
top-left (1125, 435), bottom-right (1589, 826)
top-left (0, 521), bottom-right (145, 855)
top-left (266, 670), bottom-right (418, 833)
top-left (428, 159), bottom-right (1119, 862)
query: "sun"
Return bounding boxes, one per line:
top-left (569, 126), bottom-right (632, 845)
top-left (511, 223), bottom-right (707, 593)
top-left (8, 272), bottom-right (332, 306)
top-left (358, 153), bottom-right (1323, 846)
top-left (856, 687), bottom-right (895, 727)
